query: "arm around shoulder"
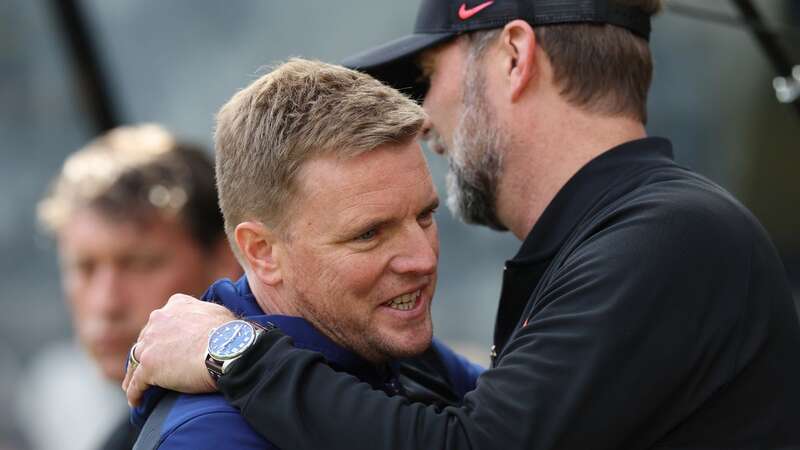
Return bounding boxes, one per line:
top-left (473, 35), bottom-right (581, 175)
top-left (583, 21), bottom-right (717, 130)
top-left (214, 192), bottom-right (757, 450)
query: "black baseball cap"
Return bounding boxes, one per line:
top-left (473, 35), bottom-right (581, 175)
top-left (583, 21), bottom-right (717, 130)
top-left (342, 0), bottom-right (653, 100)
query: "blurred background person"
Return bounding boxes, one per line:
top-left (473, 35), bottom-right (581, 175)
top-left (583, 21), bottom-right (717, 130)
top-left (17, 124), bottom-right (241, 450)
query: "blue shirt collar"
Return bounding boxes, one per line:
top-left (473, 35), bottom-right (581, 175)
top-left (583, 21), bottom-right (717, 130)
top-left (204, 276), bottom-right (393, 387)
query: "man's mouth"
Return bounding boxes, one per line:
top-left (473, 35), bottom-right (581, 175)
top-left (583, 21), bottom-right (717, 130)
top-left (384, 290), bottom-right (421, 311)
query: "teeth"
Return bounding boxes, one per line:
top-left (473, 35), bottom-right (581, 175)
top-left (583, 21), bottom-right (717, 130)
top-left (386, 290), bottom-right (421, 311)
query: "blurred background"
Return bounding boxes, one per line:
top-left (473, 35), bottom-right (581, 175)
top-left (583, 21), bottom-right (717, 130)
top-left (1, 0), bottom-right (798, 448)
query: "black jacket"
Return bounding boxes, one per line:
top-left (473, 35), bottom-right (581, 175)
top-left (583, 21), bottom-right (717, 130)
top-left (219, 138), bottom-right (800, 449)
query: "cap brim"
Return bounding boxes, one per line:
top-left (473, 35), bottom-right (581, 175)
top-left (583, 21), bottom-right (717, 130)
top-left (341, 32), bottom-right (455, 101)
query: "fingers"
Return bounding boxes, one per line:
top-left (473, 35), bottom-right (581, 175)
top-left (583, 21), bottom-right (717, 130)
top-left (122, 312), bottom-right (155, 395)
top-left (121, 342), bottom-right (147, 406)
top-left (124, 337), bottom-right (154, 406)
top-left (120, 293), bottom-right (236, 402)
top-left (125, 364), bottom-right (149, 407)
top-left (122, 360), bottom-right (133, 391)
top-left (122, 342), bottom-right (140, 391)
top-left (128, 342), bottom-right (141, 370)
top-left (122, 337), bottom-right (149, 400)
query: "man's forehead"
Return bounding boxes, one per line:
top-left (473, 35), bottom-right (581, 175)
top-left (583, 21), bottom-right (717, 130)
top-left (61, 206), bottom-right (189, 244)
top-left (291, 145), bottom-right (435, 219)
top-left (304, 142), bottom-right (427, 182)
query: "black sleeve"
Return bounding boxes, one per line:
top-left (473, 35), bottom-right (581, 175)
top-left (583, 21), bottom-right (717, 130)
top-left (219, 197), bottom-right (753, 450)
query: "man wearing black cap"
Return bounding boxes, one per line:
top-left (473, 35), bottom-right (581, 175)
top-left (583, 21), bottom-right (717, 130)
top-left (124, 0), bottom-right (800, 448)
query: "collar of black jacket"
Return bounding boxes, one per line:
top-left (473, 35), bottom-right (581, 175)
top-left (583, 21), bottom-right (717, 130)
top-left (508, 137), bottom-right (675, 266)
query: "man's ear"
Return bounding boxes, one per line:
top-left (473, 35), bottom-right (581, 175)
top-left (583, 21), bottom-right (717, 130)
top-left (499, 19), bottom-right (538, 102)
top-left (234, 221), bottom-right (283, 286)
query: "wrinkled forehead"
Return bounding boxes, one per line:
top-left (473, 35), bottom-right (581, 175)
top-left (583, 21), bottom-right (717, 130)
top-left (286, 142), bottom-right (435, 230)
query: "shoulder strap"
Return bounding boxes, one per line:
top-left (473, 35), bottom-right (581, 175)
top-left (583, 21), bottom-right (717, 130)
top-left (132, 391), bottom-right (179, 450)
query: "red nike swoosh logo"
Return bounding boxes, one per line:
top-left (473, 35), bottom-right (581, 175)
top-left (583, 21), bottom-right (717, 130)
top-left (458, 1), bottom-right (494, 20)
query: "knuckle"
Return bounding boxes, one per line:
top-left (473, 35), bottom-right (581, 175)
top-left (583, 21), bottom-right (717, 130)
top-left (149, 308), bottom-right (165, 322)
top-left (138, 346), bottom-right (154, 369)
top-left (138, 326), bottom-right (152, 344)
top-left (168, 293), bottom-right (191, 305)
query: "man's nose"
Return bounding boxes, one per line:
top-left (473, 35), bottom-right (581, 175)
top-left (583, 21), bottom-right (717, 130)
top-left (419, 117), bottom-right (448, 156)
top-left (85, 266), bottom-right (126, 314)
top-left (421, 116), bottom-right (433, 137)
top-left (390, 225), bottom-right (438, 276)
top-left (419, 117), bottom-right (443, 155)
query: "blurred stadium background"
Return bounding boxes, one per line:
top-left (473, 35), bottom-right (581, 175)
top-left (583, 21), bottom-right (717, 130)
top-left (0, 0), bottom-right (797, 448)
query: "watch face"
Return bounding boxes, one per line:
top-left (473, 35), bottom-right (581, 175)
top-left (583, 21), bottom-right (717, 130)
top-left (208, 320), bottom-right (256, 360)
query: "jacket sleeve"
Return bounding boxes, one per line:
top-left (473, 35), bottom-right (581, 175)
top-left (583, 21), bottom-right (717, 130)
top-left (219, 197), bottom-right (754, 450)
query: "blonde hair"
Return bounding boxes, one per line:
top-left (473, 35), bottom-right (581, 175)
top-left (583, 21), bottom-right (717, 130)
top-left (214, 58), bottom-right (425, 244)
top-left (38, 124), bottom-right (225, 248)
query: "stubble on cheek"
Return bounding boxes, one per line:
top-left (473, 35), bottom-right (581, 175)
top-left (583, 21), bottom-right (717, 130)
top-left (285, 253), bottom-right (367, 351)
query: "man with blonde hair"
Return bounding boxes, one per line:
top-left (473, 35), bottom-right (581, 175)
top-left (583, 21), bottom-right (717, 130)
top-left (26, 124), bottom-right (240, 450)
top-left (128, 59), bottom-right (481, 449)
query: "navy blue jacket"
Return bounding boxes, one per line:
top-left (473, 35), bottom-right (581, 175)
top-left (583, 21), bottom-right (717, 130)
top-left (131, 277), bottom-right (483, 449)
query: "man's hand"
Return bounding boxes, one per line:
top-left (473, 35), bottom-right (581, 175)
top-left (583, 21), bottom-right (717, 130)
top-left (122, 293), bottom-right (236, 406)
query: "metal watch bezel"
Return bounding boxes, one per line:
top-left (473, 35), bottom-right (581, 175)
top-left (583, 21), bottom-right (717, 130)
top-left (207, 319), bottom-right (258, 361)
top-left (205, 319), bottom-right (274, 382)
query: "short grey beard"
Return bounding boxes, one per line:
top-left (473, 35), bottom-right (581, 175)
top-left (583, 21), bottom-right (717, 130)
top-left (445, 53), bottom-right (508, 231)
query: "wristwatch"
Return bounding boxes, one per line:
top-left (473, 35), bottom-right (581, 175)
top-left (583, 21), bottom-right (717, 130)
top-left (205, 319), bottom-right (274, 382)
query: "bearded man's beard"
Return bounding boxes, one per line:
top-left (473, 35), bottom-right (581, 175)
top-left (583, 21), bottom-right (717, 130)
top-left (445, 61), bottom-right (508, 231)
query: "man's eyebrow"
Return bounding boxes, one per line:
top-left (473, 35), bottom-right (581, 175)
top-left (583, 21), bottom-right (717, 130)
top-left (341, 196), bottom-right (440, 236)
top-left (422, 197), bottom-right (440, 213)
top-left (341, 214), bottom-right (393, 237)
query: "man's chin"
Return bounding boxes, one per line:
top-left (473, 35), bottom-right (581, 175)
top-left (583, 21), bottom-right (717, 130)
top-left (382, 328), bottom-right (434, 360)
top-left (388, 342), bottom-right (433, 360)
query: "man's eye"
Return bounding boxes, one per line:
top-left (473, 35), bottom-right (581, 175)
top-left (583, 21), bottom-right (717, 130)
top-left (418, 207), bottom-right (438, 226)
top-left (355, 229), bottom-right (378, 241)
top-left (415, 71), bottom-right (431, 85)
top-left (71, 260), bottom-right (95, 277)
top-left (417, 54), bottom-right (436, 82)
top-left (123, 254), bottom-right (166, 271)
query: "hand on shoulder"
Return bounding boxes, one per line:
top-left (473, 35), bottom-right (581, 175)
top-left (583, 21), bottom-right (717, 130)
top-left (122, 293), bottom-right (236, 406)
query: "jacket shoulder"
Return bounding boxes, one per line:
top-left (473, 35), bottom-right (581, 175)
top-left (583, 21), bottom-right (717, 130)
top-left (156, 393), bottom-right (274, 449)
top-left (586, 167), bottom-right (763, 262)
top-left (616, 166), bottom-right (756, 231)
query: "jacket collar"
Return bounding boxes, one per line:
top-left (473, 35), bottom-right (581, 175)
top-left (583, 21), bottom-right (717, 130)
top-left (510, 137), bottom-right (675, 266)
